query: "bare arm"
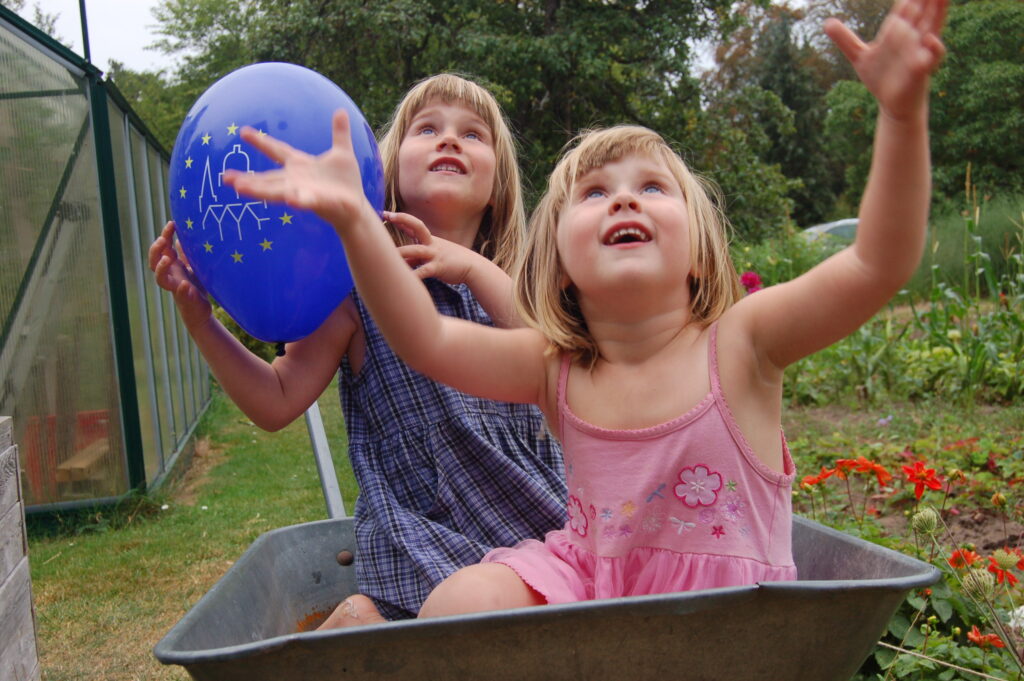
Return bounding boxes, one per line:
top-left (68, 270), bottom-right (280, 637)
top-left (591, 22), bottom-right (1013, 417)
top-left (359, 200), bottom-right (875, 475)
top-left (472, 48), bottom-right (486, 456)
top-left (733, 0), bottom-right (948, 370)
top-left (149, 221), bottom-right (355, 431)
top-left (223, 113), bottom-right (551, 408)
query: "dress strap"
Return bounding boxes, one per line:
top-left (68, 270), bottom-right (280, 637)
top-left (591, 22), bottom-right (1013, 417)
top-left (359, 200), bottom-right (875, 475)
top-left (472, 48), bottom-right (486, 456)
top-left (556, 353), bottom-right (572, 441)
top-left (707, 321), bottom-right (723, 397)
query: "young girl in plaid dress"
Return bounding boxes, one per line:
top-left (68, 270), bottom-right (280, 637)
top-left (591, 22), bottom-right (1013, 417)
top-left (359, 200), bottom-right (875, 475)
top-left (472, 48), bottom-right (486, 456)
top-left (150, 74), bottom-right (566, 624)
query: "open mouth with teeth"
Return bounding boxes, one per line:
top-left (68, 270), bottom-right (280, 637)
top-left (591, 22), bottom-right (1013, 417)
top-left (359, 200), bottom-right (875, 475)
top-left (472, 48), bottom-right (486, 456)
top-left (430, 160), bottom-right (466, 174)
top-left (604, 225), bottom-right (652, 246)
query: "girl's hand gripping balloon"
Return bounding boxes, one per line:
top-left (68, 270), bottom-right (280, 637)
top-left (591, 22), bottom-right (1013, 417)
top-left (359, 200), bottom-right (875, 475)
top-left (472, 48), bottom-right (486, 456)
top-left (167, 62), bottom-right (384, 343)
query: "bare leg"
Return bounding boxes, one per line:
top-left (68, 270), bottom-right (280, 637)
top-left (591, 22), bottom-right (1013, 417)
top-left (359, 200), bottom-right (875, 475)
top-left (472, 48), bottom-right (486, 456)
top-left (316, 594), bottom-right (388, 630)
top-left (418, 563), bottom-right (545, 619)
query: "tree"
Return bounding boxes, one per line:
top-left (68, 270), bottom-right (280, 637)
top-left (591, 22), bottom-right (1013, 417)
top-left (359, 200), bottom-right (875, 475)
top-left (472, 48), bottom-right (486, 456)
top-left (118, 0), bottom-right (798, 238)
top-left (752, 13), bottom-right (836, 226)
top-left (930, 0), bottom-right (1024, 199)
top-left (824, 0), bottom-right (1024, 208)
top-left (704, 3), bottom-right (838, 229)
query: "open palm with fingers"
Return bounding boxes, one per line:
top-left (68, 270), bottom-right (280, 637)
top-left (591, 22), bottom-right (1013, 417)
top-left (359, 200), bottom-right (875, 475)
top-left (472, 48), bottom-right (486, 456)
top-left (223, 110), bottom-right (375, 231)
top-left (825, 0), bottom-right (947, 121)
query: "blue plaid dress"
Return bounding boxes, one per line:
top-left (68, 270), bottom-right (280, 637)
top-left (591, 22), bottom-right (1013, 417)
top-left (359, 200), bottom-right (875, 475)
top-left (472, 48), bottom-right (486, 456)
top-left (339, 280), bottom-right (567, 620)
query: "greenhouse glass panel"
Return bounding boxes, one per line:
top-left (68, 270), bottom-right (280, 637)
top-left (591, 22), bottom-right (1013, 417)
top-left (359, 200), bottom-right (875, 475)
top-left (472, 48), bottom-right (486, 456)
top-left (129, 126), bottom-right (171, 466)
top-left (109, 103), bottom-right (160, 482)
top-left (0, 28), bottom-right (127, 504)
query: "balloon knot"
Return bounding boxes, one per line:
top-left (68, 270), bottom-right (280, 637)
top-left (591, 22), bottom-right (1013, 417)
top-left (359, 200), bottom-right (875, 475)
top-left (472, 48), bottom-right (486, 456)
top-left (275, 342), bottom-right (286, 357)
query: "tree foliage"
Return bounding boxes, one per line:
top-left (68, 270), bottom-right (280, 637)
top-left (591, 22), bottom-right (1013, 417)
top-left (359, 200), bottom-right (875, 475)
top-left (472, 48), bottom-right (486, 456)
top-left (109, 0), bottom-right (802, 240)
top-left (8, 0), bottom-right (1020, 246)
top-left (823, 0), bottom-right (1024, 209)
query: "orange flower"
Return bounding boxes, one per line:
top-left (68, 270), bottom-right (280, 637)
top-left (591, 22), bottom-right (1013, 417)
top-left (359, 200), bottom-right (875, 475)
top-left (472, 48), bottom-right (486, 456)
top-left (988, 557), bottom-right (1020, 586)
top-left (948, 548), bottom-right (980, 569)
top-left (834, 458), bottom-right (858, 480)
top-left (801, 466), bottom-right (835, 488)
top-left (902, 460), bottom-right (943, 500)
top-left (967, 625), bottom-right (1005, 649)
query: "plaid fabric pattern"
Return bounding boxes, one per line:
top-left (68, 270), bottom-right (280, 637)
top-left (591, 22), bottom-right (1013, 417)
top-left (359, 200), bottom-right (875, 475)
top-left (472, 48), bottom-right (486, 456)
top-left (339, 280), bottom-right (567, 620)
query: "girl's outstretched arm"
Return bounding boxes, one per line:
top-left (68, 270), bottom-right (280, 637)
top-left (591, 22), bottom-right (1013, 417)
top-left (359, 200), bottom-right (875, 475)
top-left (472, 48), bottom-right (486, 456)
top-left (148, 222), bottom-right (357, 431)
top-left (225, 112), bottom-right (551, 408)
top-left (731, 0), bottom-right (947, 370)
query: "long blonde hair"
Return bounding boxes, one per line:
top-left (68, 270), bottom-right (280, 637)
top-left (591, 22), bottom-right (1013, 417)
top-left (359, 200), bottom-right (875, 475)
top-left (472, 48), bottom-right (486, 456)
top-left (376, 73), bottom-right (526, 272)
top-left (515, 125), bottom-right (743, 367)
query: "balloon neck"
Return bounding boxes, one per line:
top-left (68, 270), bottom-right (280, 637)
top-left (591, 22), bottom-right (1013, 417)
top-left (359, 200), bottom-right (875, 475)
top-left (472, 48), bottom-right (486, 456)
top-left (275, 342), bottom-right (286, 357)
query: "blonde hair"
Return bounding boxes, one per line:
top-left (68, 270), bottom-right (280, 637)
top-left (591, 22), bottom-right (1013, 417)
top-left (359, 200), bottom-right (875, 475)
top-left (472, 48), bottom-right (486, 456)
top-left (515, 125), bottom-right (743, 367)
top-left (376, 73), bottom-right (526, 272)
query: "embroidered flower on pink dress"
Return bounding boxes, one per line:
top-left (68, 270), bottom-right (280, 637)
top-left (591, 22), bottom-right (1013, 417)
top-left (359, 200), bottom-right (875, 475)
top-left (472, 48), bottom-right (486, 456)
top-left (722, 493), bottom-right (747, 522)
top-left (674, 464), bottom-right (724, 507)
top-left (567, 495), bottom-right (588, 537)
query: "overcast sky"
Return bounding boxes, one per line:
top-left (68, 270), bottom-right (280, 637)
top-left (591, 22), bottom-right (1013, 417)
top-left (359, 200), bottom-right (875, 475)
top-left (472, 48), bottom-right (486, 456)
top-left (38, 0), bottom-right (168, 73)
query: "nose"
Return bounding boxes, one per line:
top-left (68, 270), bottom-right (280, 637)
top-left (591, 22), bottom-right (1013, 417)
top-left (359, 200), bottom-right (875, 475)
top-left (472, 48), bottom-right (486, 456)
top-left (610, 190), bottom-right (639, 214)
top-left (436, 129), bottom-right (461, 152)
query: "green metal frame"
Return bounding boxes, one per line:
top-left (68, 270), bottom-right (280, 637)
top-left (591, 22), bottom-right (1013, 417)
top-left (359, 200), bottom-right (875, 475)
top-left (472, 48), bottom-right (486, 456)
top-left (89, 76), bottom-right (147, 492)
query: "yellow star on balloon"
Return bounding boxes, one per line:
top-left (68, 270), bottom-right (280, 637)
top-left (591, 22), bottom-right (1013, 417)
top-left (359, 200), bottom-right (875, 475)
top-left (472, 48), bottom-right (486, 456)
top-left (227, 123), bottom-right (239, 135)
top-left (203, 242), bottom-right (213, 253)
top-left (231, 251), bottom-right (243, 263)
top-left (259, 239), bottom-right (273, 251)
top-left (185, 218), bottom-right (194, 229)
top-left (185, 157), bottom-right (193, 168)
top-left (279, 212), bottom-right (293, 225)
top-left (201, 133), bottom-right (212, 145)
top-left (179, 187), bottom-right (187, 198)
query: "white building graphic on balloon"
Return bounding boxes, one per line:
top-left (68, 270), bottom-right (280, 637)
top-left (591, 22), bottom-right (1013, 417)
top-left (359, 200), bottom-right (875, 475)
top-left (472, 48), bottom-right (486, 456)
top-left (199, 144), bottom-right (270, 241)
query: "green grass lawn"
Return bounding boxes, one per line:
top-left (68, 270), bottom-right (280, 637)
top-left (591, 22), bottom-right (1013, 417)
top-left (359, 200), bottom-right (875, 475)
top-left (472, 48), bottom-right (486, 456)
top-left (28, 384), bottom-right (354, 681)
top-left (25, 381), bottom-right (1024, 680)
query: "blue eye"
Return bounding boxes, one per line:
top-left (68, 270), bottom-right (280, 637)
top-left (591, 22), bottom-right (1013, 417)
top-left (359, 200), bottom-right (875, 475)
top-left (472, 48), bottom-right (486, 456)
top-left (642, 184), bottom-right (664, 194)
top-left (419, 126), bottom-right (437, 136)
top-left (584, 188), bottom-right (604, 199)
top-left (465, 131), bottom-right (481, 141)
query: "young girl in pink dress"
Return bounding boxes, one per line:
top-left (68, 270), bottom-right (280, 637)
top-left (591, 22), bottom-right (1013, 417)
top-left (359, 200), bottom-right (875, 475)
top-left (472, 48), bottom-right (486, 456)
top-left (224, 0), bottom-right (947, 618)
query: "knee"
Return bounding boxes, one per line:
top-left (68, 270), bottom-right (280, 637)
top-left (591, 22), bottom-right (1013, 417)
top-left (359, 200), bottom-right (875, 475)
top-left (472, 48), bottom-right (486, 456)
top-left (418, 563), bottom-right (543, 619)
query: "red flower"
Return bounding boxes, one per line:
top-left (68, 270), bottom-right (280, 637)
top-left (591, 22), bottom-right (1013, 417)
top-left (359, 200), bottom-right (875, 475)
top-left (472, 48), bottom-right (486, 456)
top-left (901, 460), bottom-right (943, 500)
top-left (801, 466), bottom-right (835, 488)
top-left (834, 458), bottom-right (858, 480)
top-left (740, 271), bottom-right (763, 294)
top-left (834, 457), bottom-right (892, 487)
top-left (967, 625), bottom-right (1005, 649)
top-left (948, 548), bottom-right (980, 569)
top-left (857, 456), bottom-right (893, 487)
top-left (988, 557), bottom-right (1020, 586)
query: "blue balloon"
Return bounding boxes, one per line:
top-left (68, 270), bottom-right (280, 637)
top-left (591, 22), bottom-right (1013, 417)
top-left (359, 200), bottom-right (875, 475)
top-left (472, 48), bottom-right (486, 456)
top-left (168, 62), bottom-right (384, 343)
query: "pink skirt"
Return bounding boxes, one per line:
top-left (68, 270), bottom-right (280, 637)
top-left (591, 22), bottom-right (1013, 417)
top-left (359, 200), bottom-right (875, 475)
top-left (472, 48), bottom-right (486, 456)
top-left (482, 528), bottom-right (797, 604)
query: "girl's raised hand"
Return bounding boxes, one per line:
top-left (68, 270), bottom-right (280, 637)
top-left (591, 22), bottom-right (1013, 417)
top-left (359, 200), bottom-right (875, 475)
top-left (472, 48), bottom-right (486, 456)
top-left (390, 211), bottom-right (476, 285)
top-left (824, 0), bottom-right (947, 121)
top-left (148, 221), bottom-right (211, 327)
top-left (224, 110), bottom-right (375, 232)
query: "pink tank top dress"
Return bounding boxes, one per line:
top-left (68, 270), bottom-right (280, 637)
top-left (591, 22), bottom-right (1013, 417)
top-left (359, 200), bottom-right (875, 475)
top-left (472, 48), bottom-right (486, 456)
top-left (482, 323), bottom-right (797, 603)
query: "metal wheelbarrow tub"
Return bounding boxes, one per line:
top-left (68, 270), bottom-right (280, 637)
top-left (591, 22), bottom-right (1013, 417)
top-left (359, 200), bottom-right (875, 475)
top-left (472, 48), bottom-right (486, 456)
top-left (154, 515), bottom-right (940, 681)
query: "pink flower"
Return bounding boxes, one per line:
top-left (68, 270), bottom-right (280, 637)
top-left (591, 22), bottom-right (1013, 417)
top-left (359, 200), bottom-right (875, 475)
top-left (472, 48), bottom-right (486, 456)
top-left (567, 495), bottom-right (588, 537)
top-left (674, 464), bottom-right (723, 508)
top-left (740, 271), bottom-right (763, 294)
